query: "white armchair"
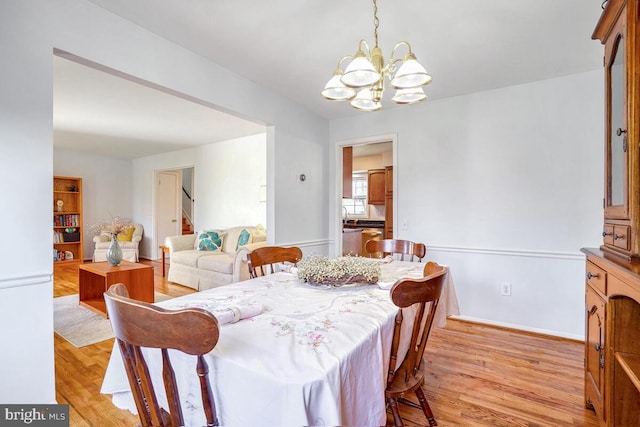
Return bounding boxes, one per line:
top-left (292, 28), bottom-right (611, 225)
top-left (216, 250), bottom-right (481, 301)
top-left (92, 223), bottom-right (144, 262)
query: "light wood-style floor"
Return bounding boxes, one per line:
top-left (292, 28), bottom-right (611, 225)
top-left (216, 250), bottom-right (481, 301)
top-left (53, 260), bottom-right (599, 426)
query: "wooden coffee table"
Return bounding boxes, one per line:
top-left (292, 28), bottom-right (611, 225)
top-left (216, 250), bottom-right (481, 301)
top-left (78, 260), bottom-right (154, 317)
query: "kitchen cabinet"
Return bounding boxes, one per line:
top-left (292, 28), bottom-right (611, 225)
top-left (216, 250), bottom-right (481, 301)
top-left (343, 146), bottom-right (353, 199)
top-left (367, 169), bottom-right (385, 205)
top-left (385, 166), bottom-right (393, 239)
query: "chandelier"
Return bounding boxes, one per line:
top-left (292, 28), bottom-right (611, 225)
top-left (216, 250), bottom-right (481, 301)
top-left (321, 0), bottom-right (432, 112)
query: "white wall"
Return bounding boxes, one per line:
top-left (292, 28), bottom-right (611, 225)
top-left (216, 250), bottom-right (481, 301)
top-left (54, 149), bottom-right (133, 259)
top-left (0, 0), bottom-right (328, 403)
top-left (331, 71), bottom-right (604, 338)
top-left (132, 134), bottom-right (267, 259)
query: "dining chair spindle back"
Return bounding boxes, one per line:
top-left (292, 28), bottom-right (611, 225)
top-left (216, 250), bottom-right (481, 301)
top-left (247, 245), bottom-right (303, 278)
top-left (366, 239), bottom-right (426, 262)
top-left (104, 283), bottom-right (220, 427)
top-left (386, 261), bottom-right (448, 426)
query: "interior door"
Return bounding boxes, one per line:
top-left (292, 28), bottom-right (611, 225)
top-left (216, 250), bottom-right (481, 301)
top-left (155, 170), bottom-right (180, 258)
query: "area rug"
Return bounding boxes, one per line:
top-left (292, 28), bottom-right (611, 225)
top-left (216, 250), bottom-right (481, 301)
top-left (54, 292), bottom-right (172, 348)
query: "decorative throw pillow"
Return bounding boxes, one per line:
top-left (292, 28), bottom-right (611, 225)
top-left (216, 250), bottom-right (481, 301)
top-left (197, 230), bottom-right (223, 251)
top-left (252, 224), bottom-right (267, 243)
top-left (117, 226), bottom-right (135, 242)
top-left (236, 228), bottom-right (252, 250)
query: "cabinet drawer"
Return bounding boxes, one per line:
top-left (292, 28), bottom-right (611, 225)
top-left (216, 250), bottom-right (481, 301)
top-left (586, 262), bottom-right (607, 295)
top-left (603, 224), bottom-right (614, 246)
top-left (613, 225), bottom-right (630, 250)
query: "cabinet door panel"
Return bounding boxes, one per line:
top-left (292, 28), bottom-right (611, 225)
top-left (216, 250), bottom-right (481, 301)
top-left (585, 285), bottom-right (606, 417)
top-left (367, 169), bottom-right (385, 205)
top-left (603, 16), bottom-right (628, 220)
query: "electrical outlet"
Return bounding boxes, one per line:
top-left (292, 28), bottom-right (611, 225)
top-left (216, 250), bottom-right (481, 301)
top-left (501, 282), bottom-right (512, 296)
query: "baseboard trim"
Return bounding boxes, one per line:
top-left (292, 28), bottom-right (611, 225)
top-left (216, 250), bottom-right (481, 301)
top-left (450, 315), bottom-right (584, 342)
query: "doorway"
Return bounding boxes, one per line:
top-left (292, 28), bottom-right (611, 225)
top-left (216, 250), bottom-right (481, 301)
top-left (339, 138), bottom-right (395, 256)
top-left (155, 169), bottom-right (181, 259)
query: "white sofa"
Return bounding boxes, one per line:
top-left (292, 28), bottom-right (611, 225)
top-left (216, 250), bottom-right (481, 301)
top-left (93, 223), bottom-right (144, 262)
top-left (165, 225), bottom-right (267, 291)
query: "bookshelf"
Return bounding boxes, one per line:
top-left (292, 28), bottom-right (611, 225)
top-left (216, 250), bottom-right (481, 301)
top-left (53, 176), bottom-right (83, 265)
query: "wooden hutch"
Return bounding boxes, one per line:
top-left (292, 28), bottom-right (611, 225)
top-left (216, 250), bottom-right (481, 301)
top-left (582, 0), bottom-right (640, 425)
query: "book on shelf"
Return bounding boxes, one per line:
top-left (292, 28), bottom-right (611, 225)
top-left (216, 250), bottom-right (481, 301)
top-left (53, 214), bottom-right (79, 227)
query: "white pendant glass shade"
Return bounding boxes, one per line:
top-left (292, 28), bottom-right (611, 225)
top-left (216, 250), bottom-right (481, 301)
top-left (350, 88), bottom-right (382, 111)
top-left (391, 87), bottom-right (427, 104)
top-left (390, 58), bottom-right (432, 89)
top-left (321, 74), bottom-right (356, 100)
top-left (341, 56), bottom-right (381, 88)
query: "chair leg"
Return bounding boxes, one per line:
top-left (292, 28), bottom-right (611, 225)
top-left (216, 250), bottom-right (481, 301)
top-left (387, 397), bottom-right (405, 426)
top-left (415, 386), bottom-right (437, 426)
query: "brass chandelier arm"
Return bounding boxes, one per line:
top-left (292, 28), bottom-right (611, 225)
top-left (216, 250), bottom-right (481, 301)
top-left (334, 55), bottom-right (355, 71)
top-left (356, 40), bottom-right (372, 57)
top-left (390, 41), bottom-right (414, 62)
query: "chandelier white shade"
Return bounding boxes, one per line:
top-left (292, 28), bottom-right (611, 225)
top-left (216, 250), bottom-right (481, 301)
top-left (391, 87), bottom-right (427, 104)
top-left (320, 68), bottom-right (357, 101)
top-left (321, 0), bottom-right (431, 111)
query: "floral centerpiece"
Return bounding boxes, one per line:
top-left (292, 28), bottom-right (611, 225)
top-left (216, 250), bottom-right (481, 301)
top-left (88, 216), bottom-right (132, 266)
top-left (296, 255), bottom-right (380, 287)
top-left (89, 216), bottom-right (133, 237)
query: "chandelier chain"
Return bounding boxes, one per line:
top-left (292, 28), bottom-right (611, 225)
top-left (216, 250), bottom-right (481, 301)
top-left (373, 0), bottom-right (379, 47)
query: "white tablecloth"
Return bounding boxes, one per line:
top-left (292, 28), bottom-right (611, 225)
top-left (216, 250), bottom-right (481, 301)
top-left (100, 260), bottom-right (459, 426)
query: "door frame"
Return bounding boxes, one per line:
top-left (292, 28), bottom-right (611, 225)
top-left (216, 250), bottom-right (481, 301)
top-left (153, 169), bottom-right (182, 260)
top-left (335, 134), bottom-right (397, 257)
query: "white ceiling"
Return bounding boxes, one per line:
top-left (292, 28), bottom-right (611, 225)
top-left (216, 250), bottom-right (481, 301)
top-left (54, 0), bottom-right (605, 159)
top-left (53, 56), bottom-right (267, 160)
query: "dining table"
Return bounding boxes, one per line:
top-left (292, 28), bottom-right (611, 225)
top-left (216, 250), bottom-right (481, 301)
top-left (100, 259), bottom-right (459, 427)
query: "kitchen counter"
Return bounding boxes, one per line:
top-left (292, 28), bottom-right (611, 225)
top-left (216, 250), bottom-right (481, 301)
top-left (343, 219), bottom-right (385, 229)
top-left (342, 227), bottom-right (363, 233)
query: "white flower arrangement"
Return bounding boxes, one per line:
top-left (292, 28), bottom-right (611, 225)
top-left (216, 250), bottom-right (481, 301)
top-left (89, 216), bottom-right (133, 237)
top-left (297, 255), bottom-right (380, 286)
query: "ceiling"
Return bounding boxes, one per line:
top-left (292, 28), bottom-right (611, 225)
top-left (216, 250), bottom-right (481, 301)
top-left (53, 56), bottom-right (267, 160)
top-left (54, 0), bottom-right (605, 159)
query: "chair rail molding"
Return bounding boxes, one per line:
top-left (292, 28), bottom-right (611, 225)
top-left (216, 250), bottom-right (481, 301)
top-left (427, 245), bottom-right (584, 261)
top-left (0, 271), bottom-right (52, 290)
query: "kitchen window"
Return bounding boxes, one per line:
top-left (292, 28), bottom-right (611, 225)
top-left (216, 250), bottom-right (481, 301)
top-left (342, 172), bottom-right (367, 217)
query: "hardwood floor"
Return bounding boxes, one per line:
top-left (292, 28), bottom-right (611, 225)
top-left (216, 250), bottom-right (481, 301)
top-left (53, 260), bottom-right (599, 426)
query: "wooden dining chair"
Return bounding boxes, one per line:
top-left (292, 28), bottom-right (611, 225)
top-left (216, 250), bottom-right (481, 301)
top-left (104, 283), bottom-right (220, 427)
top-left (247, 245), bottom-right (303, 278)
top-left (386, 262), bottom-right (448, 426)
top-left (365, 239), bottom-right (426, 262)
